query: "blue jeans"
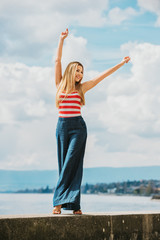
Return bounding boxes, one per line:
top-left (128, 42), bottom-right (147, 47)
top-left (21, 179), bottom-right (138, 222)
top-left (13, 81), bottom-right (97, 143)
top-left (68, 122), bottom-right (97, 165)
top-left (53, 116), bottom-right (87, 210)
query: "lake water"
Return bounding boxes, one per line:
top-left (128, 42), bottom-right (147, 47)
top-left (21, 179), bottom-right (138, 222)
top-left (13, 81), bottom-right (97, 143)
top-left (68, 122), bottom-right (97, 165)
top-left (0, 193), bottom-right (160, 215)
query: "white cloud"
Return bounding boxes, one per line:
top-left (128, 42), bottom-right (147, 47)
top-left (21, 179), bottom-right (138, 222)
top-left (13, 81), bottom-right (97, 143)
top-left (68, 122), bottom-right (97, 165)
top-left (0, 60), bottom-right (59, 170)
top-left (0, 62), bottom-right (55, 124)
top-left (137, 0), bottom-right (160, 26)
top-left (61, 34), bottom-right (91, 69)
top-left (83, 132), bottom-right (160, 168)
top-left (0, 33), bottom-right (92, 170)
top-left (0, 0), bottom-right (109, 63)
top-left (1, 1), bottom-right (160, 171)
top-left (78, 41), bottom-right (160, 168)
top-left (0, 0), bottom-right (142, 64)
top-left (1, 37), bottom-right (160, 169)
top-left (90, 42), bottom-right (160, 136)
top-left (106, 7), bottom-right (139, 25)
top-left (0, 117), bottom-right (58, 170)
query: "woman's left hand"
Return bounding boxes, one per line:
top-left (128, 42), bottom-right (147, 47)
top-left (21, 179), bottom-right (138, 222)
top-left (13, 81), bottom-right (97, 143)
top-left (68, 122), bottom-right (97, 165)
top-left (121, 56), bottom-right (131, 64)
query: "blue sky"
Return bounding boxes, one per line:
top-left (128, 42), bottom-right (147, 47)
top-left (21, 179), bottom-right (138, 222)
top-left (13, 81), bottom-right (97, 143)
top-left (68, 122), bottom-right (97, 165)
top-left (1, 0), bottom-right (160, 170)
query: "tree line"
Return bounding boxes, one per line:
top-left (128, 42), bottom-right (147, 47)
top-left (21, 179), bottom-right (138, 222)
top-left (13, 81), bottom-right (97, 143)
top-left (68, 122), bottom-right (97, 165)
top-left (81, 179), bottom-right (160, 196)
top-left (14, 179), bottom-right (160, 196)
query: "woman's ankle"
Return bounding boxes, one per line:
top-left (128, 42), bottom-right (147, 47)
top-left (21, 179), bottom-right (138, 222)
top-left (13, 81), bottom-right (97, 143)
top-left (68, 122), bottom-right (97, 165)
top-left (54, 204), bottom-right (62, 209)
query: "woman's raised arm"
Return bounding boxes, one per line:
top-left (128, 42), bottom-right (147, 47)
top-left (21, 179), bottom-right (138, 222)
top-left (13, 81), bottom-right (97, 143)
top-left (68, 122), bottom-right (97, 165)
top-left (55, 28), bottom-right (68, 88)
top-left (82, 56), bottom-right (131, 94)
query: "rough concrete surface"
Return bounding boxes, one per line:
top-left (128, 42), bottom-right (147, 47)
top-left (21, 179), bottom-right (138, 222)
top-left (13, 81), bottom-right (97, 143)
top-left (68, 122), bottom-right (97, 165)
top-left (0, 212), bottom-right (160, 240)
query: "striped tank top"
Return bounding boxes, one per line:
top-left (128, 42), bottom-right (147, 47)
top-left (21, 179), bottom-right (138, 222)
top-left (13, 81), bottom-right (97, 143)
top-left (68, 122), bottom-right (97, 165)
top-left (58, 91), bottom-right (82, 118)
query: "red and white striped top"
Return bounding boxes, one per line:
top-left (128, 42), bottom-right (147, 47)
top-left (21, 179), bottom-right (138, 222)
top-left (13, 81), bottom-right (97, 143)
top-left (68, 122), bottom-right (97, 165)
top-left (58, 91), bottom-right (82, 118)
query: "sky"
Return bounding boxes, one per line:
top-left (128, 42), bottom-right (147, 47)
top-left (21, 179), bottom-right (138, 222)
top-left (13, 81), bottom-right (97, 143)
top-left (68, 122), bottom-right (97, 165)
top-left (1, 0), bottom-right (160, 170)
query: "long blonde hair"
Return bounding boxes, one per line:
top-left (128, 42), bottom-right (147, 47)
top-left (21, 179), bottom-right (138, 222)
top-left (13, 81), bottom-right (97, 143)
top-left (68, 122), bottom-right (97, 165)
top-left (55, 61), bottom-right (85, 108)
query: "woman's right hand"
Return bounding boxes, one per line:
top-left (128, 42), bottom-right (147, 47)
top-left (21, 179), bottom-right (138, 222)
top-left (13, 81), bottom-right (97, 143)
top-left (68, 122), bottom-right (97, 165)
top-left (60, 28), bottom-right (69, 41)
top-left (121, 56), bottom-right (131, 64)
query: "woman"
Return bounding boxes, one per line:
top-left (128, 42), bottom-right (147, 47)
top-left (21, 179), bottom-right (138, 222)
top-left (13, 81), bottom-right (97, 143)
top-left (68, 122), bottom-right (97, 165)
top-left (53, 28), bottom-right (130, 215)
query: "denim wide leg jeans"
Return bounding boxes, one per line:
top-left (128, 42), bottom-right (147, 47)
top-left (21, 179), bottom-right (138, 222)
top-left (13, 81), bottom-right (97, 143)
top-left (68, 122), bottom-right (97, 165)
top-left (53, 116), bottom-right (87, 211)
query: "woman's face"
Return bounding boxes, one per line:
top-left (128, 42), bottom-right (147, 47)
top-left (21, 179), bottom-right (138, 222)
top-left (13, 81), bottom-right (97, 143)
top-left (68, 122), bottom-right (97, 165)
top-left (75, 65), bottom-right (83, 83)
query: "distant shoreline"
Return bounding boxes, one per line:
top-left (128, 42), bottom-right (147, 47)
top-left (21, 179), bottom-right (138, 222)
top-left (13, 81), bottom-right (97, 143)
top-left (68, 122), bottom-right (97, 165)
top-left (0, 192), bottom-right (158, 199)
top-left (1, 179), bottom-right (160, 198)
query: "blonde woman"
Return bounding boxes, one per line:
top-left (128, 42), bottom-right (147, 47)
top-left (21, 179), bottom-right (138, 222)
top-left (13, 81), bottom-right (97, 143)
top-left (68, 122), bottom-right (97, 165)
top-left (53, 28), bottom-right (130, 215)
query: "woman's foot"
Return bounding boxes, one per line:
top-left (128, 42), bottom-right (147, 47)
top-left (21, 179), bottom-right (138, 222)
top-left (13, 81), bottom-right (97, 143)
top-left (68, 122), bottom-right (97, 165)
top-left (52, 205), bottom-right (62, 214)
top-left (73, 209), bottom-right (82, 215)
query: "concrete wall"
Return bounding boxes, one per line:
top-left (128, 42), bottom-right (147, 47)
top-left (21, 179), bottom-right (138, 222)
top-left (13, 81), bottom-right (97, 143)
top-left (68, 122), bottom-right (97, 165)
top-left (0, 212), bottom-right (160, 240)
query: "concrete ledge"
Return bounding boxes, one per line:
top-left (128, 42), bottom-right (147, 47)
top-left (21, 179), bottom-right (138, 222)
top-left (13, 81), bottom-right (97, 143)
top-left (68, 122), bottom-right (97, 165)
top-left (0, 211), bottom-right (160, 240)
